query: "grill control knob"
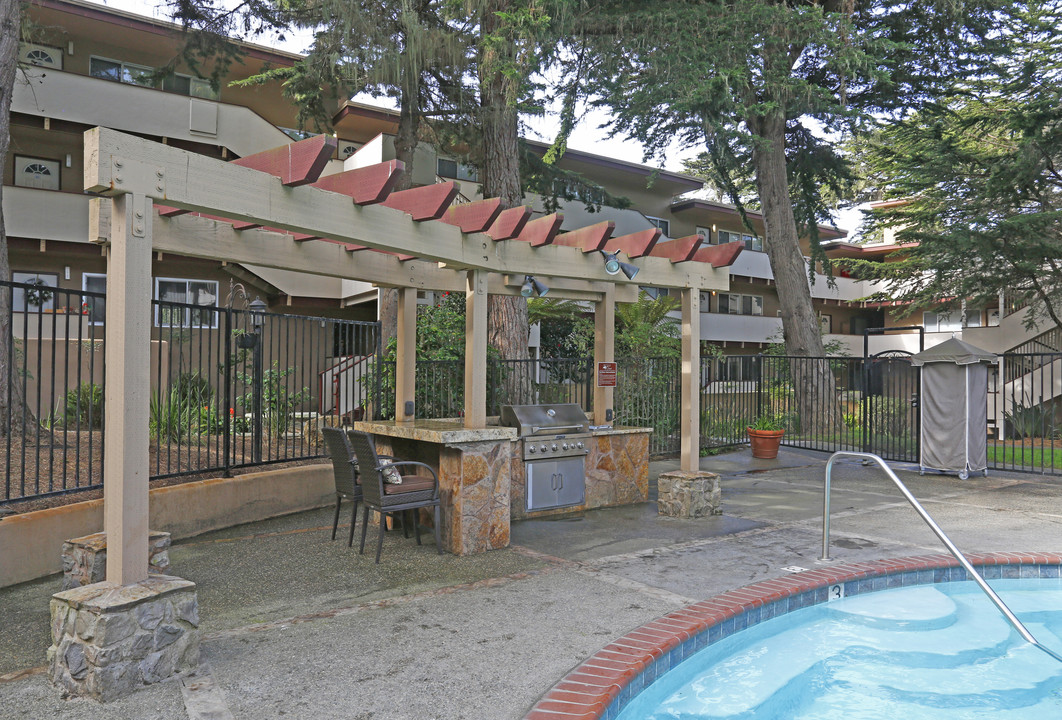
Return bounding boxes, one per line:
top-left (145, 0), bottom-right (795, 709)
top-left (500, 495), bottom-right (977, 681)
top-left (551, 444), bottom-right (558, 452)
top-left (528, 445), bottom-right (536, 454)
top-left (576, 441), bottom-right (584, 449)
top-left (540, 444), bottom-right (547, 453)
top-left (562, 443), bottom-right (569, 451)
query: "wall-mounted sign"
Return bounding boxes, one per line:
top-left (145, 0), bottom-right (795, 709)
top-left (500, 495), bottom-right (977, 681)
top-left (597, 362), bottom-right (617, 387)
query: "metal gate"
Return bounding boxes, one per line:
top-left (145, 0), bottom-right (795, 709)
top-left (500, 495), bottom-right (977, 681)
top-left (861, 350), bottom-right (920, 462)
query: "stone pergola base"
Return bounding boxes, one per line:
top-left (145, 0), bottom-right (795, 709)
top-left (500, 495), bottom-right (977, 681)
top-left (657, 470), bottom-right (722, 518)
top-left (61, 531), bottom-right (171, 591)
top-left (49, 575), bottom-right (199, 701)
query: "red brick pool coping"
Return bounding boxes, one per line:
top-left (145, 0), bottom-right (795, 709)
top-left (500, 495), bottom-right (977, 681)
top-left (524, 552), bottom-right (1062, 720)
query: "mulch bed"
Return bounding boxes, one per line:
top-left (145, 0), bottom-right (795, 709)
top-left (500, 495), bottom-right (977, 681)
top-left (0, 429), bottom-right (326, 516)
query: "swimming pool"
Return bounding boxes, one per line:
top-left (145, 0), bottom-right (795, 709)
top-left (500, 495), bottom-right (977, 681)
top-left (618, 579), bottom-right (1062, 718)
top-left (524, 554), bottom-right (1062, 720)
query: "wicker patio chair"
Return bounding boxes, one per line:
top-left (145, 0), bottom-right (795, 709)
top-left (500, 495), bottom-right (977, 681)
top-left (320, 426), bottom-right (362, 547)
top-left (347, 430), bottom-right (442, 563)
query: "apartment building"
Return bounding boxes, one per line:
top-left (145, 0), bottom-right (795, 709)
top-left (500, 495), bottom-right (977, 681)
top-left (11, 0), bottom-right (1036, 367)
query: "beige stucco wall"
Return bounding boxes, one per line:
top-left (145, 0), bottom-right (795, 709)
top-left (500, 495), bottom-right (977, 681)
top-left (0, 463), bottom-right (332, 588)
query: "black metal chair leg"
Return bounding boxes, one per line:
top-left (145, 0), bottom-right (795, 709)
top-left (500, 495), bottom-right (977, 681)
top-left (375, 513), bottom-right (386, 564)
top-left (433, 505), bottom-right (442, 554)
top-left (347, 499), bottom-right (359, 547)
top-left (402, 509), bottom-right (411, 539)
top-left (414, 509), bottom-right (422, 545)
top-left (331, 496), bottom-right (341, 540)
top-left (359, 505), bottom-right (370, 554)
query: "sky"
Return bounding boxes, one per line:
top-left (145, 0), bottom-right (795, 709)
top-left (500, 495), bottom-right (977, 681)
top-left (85, 0), bottom-right (861, 235)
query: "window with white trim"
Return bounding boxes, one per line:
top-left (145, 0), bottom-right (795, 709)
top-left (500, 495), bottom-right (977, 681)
top-left (923, 310), bottom-right (961, 333)
top-left (13, 272), bottom-right (59, 312)
top-left (82, 273), bottom-right (107, 325)
top-left (718, 293), bottom-right (763, 316)
top-left (437, 158), bottom-right (479, 182)
top-left (162, 73), bottom-right (220, 100)
top-left (14, 156), bottom-right (60, 190)
top-left (90, 56), bottom-right (154, 87)
top-left (718, 229), bottom-right (763, 252)
top-left (646, 216), bottom-right (670, 237)
top-left (155, 278), bottom-right (219, 328)
top-left (696, 226), bottom-right (712, 245)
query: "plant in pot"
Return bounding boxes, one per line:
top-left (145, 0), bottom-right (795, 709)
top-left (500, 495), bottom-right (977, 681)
top-left (747, 413), bottom-right (786, 459)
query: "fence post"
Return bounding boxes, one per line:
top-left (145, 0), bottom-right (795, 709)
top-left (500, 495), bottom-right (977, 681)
top-left (222, 305), bottom-right (233, 477)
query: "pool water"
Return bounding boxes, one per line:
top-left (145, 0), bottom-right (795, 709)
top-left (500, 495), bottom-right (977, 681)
top-left (617, 579), bottom-right (1062, 719)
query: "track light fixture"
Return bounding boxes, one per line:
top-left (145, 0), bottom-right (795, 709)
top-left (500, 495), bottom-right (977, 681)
top-left (520, 275), bottom-right (549, 298)
top-left (601, 251), bottom-right (640, 280)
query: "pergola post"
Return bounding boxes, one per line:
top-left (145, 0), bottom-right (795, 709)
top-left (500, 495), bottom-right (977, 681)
top-left (395, 286), bottom-right (417, 422)
top-left (680, 288), bottom-right (702, 471)
top-left (594, 285), bottom-right (615, 425)
top-left (464, 270), bottom-right (488, 428)
top-left (104, 192), bottom-right (152, 585)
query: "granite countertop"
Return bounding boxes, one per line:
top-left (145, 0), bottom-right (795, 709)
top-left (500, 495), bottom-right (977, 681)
top-left (590, 426), bottom-right (653, 436)
top-left (353, 419), bottom-right (517, 444)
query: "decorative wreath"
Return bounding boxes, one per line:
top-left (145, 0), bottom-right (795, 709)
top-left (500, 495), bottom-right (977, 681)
top-left (24, 279), bottom-right (54, 307)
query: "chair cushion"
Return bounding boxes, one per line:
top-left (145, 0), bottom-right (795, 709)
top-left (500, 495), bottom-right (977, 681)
top-left (383, 475), bottom-right (435, 495)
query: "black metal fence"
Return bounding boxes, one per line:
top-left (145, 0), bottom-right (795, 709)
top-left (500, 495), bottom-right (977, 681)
top-left (374, 356), bottom-right (596, 420)
top-left (5, 272), bottom-right (1061, 508)
top-left (1, 279), bottom-right (382, 506)
top-left (991, 352), bottom-right (1062, 475)
top-left (703, 354), bottom-right (921, 463)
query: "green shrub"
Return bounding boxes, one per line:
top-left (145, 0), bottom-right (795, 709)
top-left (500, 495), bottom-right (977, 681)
top-left (63, 382), bottom-right (104, 429)
top-left (864, 396), bottom-right (910, 438)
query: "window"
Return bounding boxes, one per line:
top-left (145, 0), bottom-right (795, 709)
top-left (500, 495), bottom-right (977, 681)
top-left (90, 57), bottom-right (154, 87)
top-left (696, 226), bottom-right (713, 245)
top-left (19, 42), bottom-right (63, 70)
top-left (718, 229), bottom-right (762, 252)
top-left (13, 272), bottom-right (59, 312)
top-left (642, 287), bottom-right (671, 300)
top-left (162, 73), bottom-right (220, 100)
top-left (819, 313), bottom-right (832, 334)
top-left (718, 293), bottom-right (763, 316)
top-left (646, 216), bottom-right (670, 237)
top-left (437, 158), bottom-right (479, 182)
top-left (923, 310), bottom-right (962, 333)
top-left (82, 274), bottom-right (107, 325)
top-left (155, 278), bottom-right (219, 328)
top-left (14, 156), bottom-right (60, 190)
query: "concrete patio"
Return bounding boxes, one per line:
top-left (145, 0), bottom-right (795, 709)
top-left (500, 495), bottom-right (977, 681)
top-left (2, 446), bottom-right (1060, 719)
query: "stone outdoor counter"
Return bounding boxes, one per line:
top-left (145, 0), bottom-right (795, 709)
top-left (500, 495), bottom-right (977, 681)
top-left (509, 426), bottom-right (652, 521)
top-left (353, 420), bottom-right (651, 554)
top-left (353, 419), bottom-right (517, 557)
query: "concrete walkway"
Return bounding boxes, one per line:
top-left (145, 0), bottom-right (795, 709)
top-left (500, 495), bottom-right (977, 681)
top-left (2, 448), bottom-right (1061, 719)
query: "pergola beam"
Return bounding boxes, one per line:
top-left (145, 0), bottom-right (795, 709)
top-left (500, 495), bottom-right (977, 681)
top-left (86, 127), bottom-right (727, 291)
top-left (89, 203), bottom-right (636, 301)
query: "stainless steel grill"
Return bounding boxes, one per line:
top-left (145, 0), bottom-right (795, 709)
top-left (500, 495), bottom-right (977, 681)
top-left (500, 403), bottom-right (589, 511)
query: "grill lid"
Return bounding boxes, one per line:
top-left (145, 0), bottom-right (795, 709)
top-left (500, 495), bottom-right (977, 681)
top-left (499, 403), bottom-right (590, 436)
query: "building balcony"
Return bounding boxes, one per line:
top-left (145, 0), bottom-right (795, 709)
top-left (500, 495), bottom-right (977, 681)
top-left (13, 66), bottom-right (291, 158)
top-left (2, 186), bottom-right (91, 245)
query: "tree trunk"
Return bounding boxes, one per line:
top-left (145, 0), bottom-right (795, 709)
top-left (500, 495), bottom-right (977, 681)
top-left (378, 78), bottom-right (422, 357)
top-left (0, 0), bottom-right (27, 437)
top-left (479, 1), bottom-right (530, 381)
top-left (751, 110), bottom-right (840, 433)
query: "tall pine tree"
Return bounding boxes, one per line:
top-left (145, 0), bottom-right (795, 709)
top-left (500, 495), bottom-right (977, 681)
top-left (577, 0), bottom-right (1010, 431)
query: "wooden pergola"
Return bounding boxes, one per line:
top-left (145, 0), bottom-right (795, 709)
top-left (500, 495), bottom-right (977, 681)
top-left (86, 127), bottom-right (740, 584)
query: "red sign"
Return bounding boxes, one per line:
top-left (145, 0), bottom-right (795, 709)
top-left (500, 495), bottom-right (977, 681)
top-left (597, 362), bottom-right (617, 387)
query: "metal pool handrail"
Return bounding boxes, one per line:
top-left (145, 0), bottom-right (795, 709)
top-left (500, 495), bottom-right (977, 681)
top-left (822, 451), bottom-right (1062, 663)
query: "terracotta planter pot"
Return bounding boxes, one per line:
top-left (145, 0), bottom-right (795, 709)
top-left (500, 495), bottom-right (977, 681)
top-left (747, 428), bottom-right (785, 459)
